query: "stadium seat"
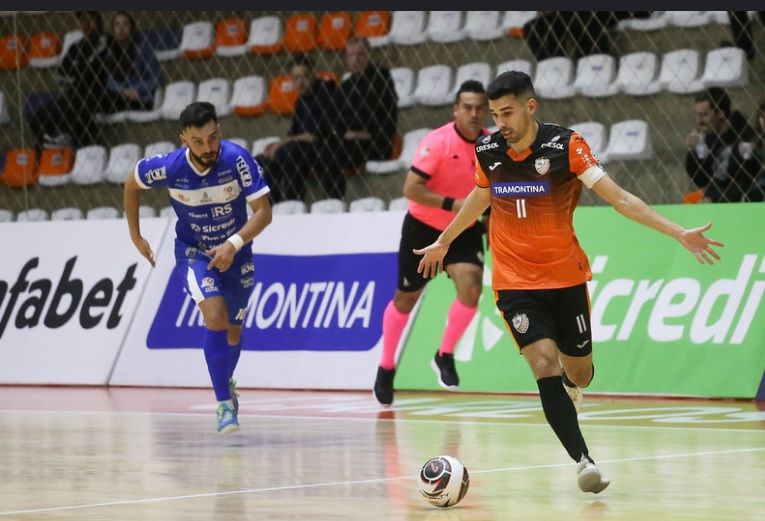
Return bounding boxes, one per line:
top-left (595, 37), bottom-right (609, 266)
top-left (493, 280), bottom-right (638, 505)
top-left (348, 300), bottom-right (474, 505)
top-left (124, 87), bottom-right (164, 123)
top-left (390, 67), bottom-right (415, 108)
top-left (601, 119), bottom-right (652, 162)
top-left (570, 121), bottom-right (607, 160)
top-left (27, 32), bottom-right (60, 68)
top-left (16, 208), bottom-right (48, 222)
top-left (658, 49), bottom-right (703, 93)
top-left (0, 209), bottom-right (13, 222)
top-left (616, 52), bottom-right (661, 96)
top-left (180, 21), bottom-right (215, 60)
top-left (366, 127), bottom-right (431, 174)
top-left (388, 11), bottom-right (428, 46)
top-left (272, 199), bottom-right (308, 215)
top-left (413, 65), bottom-right (453, 106)
top-left (496, 59), bottom-right (534, 78)
top-left (710, 11), bottom-right (730, 24)
top-left (251, 136), bottom-right (280, 157)
top-left (86, 206), bottom-right (120, 220)
top-left (388, 196), bottom-right (408, 211)
top-left (104, 143), bottom-right (142, 184)
top-left (143, 25), bottom-right (182, 61)
top-left (354, 11), bottom-right (390, 40)
top-left (318, 11), bottom-right (352, 51)
top-left (227, 137), bottom-right (249, 150)
top-left (196, 77), bottom-right (232, 117)
top-left (144, 141), bottom-right (175, 158)
top-left (618, 11), bottom-right (668, 31)
top-left (451, 62), bottom-right (492, 96)
top-left (465, 11), bottom-right (505, 41)
top-left (138, 205), bottom-right (157, 218)
top-left (310, 198), bottom-right (346, 214)
top-left (667, 11), bottom-right (712, 27)
top-left (503, 11), bottom-right (537, 39)
top-left (283, 13), bottom-right (318, 53)
top-left (573, 54), bottom-right (619, 97)
top-left (1, 148), bottom-right (37, 187)
top-left (683, 190), bottom-right (705, 204)
top-left (426, 11), bottom-right (465, 43)
top-left (700, 47), bottom-right (748, 88)
top-left (51, 207), bottom-right (84, 221)
top-left (349, 196), bottom-right (385, 213)
top-left (70, 145), bottom-right (108, 185)
top-left (534, 57), bottom-right (575, 99)
top-left (0, 90), bottom-right (9, 124)
top-left (266, 74), bottom-right (298, 115)
top-left (160, 80), bottom-right (197, 120)
top-left (36, 147), bottom-right (74, 187)
top-left (231, 75), bottom-right (267, 117)
top-left (55, 30), bottom-right (83, 67)
top-left (0, 34), bottom-right (26, 70)
top-left (215, 18), bottom-right (247, 57)
top-left (248, 15), bottom-right (283, 55)
top-left (159, 205), bottom-right (175, 218)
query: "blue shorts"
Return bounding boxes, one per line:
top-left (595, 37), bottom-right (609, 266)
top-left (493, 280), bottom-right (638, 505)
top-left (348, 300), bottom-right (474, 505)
top-left (175, 243), bottom-right (255, 325)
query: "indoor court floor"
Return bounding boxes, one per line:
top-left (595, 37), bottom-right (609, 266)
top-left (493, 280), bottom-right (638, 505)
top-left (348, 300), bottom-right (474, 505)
top-left (1, 386), bottom-right (764, 520)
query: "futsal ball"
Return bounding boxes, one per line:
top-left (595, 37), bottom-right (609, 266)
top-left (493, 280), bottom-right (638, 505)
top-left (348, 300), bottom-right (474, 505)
top-left (418, 455), bottom-right (470, 508)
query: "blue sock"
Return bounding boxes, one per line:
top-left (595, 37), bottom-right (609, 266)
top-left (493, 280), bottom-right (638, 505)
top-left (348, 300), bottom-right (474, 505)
top-left (228, 340), bottom-right (242, 381)
top-left (203, 329), bottom-right (231, 401)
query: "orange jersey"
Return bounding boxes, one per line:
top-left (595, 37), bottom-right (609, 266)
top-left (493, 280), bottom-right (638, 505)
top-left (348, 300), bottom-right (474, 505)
top-left (474, 122), bottom-right (604, 290)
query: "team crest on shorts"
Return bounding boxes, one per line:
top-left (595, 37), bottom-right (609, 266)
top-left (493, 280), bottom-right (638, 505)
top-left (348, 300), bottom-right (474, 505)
top-left (512, 313), bottom-right (529, 334)
top-left (534, 157), bottom-right (550, 176)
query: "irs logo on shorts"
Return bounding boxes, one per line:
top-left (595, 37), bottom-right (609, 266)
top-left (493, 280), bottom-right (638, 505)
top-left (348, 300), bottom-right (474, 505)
top-left (512, 313), bottom-right (529, 334)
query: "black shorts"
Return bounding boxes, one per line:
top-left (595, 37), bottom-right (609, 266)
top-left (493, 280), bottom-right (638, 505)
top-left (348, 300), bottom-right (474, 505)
top-left (496, 283), bottom-right (592, 357)
top-left (398, 213), bottom-right (484, 292)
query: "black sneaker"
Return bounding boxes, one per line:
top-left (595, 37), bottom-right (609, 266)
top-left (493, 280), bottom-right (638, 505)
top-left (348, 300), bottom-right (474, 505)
top-left (373, 366), bottom-right (395, 405)
top-left (431, 352), bottom-right (459, 389)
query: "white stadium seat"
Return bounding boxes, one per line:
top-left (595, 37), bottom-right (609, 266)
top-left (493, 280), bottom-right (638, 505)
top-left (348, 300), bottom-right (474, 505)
top-left (390, 67), bottom-right (416, 108)
top-left (160, 80), bottom-right (197, 120)
top-left (349, 197), bottom-right (386, 213)
top-left (502, 11), bottom-right (537, 35)
top-left (616, 52), bottom-right (661, 96)
top-left (0, 209), bottom-right (13, 222)
top-left (496, 59), bottom-right (534, 78)
top-left (366, 127), bottom-right (431, 175)
top-left (196, 77), bottom-right (231, 117)
top-left (700, 47), bottom-right (748, 88)
top-left (310, 198), bottom-right (346, 214)
top-left (413, 64), bottom-right (453, 106)
top-left (247, 16), bottom-right (283, 51)
top-left (230, 75), bottom-right (266, 113)
top-left (70, 145), bottom-right (108, 185)
top-left (619, 11), bottom-right (668, 31)
top-left (105, 143), bottom-right (142, 184)
top-left (272, 200), bottom-right (308, 215)
top-left (451, 62), bottom-right (492, 95)
top-left (388, 197), bottom-right (409, 211)
top-left (251, 136), bottom-right (280, 157)
top-left (710, 11), bottom-right (730, 24)
top-left (426, 11), bottom-right (465, 43)
top-left (658, 49), bottom-right (703, 94)
top-left (86, 206), bottom-right (120, 220)
top-left (125, 87), bottom-right (164, 123)
top-left (465, 11), bottom-right (505, 41)
top-left (570, 121), bottom-right (607, 160)
top-left (16, 208), bottom-right (49, 222)
top-left (144, 141), bottom-right (176, 158)
top-left (667, 11), bottom-right (712, 27)
top-left (53, 30), bottom-right (83, 68)
top-left (51, 207), bottom-right (84, 221)
top-left (388, 11), bottom-right (427, 46)
top-left (573, 54), bottom-right (618, 97)
top-left (534, 57), bottom-right (575, 99)
top-left (601, 119), bottom-right (652, 162)
top-left (179, 21), bottom-right (214, 56)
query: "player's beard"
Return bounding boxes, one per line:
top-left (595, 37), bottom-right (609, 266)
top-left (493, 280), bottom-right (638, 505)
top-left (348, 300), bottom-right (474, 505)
top-left (190, 148), bottom-right (220, 169)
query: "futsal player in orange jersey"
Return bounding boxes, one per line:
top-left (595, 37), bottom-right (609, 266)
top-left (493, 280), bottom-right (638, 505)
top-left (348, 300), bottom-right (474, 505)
top-left (415, 71), bottom-right (723, 493)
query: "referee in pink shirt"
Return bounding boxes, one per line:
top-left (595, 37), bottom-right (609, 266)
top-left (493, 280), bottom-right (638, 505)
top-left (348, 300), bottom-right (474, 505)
top-left (374, 80), bottom-right (490, 405)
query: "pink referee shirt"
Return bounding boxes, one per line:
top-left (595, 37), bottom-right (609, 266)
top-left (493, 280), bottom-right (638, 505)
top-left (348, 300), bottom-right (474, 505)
top-left (408, 122), bottom-right (490, 231)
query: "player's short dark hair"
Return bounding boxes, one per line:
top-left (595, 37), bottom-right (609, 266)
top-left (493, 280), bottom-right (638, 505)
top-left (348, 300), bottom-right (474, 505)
top-left (290, 54), bottom-right (315, 70)
top-left (180, 101), bottom-right (217, 129)
top-left (486, 71), bottom-right (536, 101)
top-left (695, 87), bottom-right (731, 117)
top-left (454, 80), bottom-right (486, 104)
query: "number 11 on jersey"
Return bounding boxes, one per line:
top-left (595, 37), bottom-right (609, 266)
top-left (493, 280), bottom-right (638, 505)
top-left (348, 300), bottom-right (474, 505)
top-left (516, 199), bottom-right (527, 219)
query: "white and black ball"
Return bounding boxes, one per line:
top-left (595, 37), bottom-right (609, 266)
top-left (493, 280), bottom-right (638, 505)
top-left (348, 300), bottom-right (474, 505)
top-left (417, 455), bottom-right (470, 508)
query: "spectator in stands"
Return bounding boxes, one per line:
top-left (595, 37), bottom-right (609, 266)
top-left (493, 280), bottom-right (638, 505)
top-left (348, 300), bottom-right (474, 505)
top-left (744, 99), bottom-right (765, 201)
top-left (26, 11), bottom-right (112, 149)
top-left (255, 55), bottom-right (341, 202)
top-left (101, 12), bottom-right (164, 113)
top-left (684, 87), bottom-right (759, 202)
top-left (333, 36), bottom-right (398, 177)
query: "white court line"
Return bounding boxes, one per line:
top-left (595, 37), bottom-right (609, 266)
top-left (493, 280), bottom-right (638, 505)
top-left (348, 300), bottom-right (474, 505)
top-left (3, 408), bottom-right (765, 434)
top-left (1, 446), bottom-right (764, 517)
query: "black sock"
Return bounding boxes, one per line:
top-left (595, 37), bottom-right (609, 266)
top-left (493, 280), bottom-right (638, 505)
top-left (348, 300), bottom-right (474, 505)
top-left (537, 375), bottom-right (589, 462)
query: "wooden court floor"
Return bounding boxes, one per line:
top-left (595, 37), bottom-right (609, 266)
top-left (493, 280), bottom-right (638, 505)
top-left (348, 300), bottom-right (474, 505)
top-left (1, 386), bottom-right (764, 521)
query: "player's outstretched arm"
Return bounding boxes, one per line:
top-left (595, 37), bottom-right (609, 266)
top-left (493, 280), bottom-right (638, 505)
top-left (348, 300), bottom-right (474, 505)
top-left (591, 174), bottom-right (724, 265)
top-left (123, 169), bottom-right (156, 267)
top-left (414, 186), bottom-right (491, 278)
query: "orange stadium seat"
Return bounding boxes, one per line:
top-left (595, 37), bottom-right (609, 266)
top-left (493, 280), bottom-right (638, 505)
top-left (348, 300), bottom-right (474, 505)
top-left (0, 34), bottom-right (27, 70)
top-left (683, 190), bottom-right (704, 204)
top-left (215, 18), bottom-right (247, 56)
top-left (27, 32), bottom-right (60, 66)
top-left (1, 148), bottom-right (37, 187)
top-left (266, 74), bottom-right (298, 115)
top-left (37, 147), bottom-right (74, 175)
top-left (283, 13), bottom-right (318, 53)
top-left (318, 12), bottom-right (352, 51)
top-left (353, 11), bottom-right (391, 38)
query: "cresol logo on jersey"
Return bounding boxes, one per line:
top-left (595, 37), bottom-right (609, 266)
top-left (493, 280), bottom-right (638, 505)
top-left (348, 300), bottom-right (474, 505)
top-left (146, 252), bottom-right (397, 351)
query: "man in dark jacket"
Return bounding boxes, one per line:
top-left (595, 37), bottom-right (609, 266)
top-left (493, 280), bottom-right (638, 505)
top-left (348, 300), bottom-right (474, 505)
top-left (684, 87), bottom-right (759, 202)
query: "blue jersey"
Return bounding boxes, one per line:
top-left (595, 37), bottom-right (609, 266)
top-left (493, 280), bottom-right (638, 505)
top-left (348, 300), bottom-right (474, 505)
top-left (135, 140), bottom-right (270, 259)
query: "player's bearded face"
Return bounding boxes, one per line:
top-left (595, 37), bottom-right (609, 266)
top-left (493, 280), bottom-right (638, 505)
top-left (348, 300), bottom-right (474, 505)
top-left (191, 147), bottom-right (219, 168)
top-left (183, 122), bottom-right (222, 168)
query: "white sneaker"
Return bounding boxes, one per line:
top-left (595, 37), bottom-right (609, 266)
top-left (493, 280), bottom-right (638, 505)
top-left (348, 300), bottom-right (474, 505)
top-left (564, 382), bottom-right (582, 413)
top-left (577, 455), bottom-right (610, 494)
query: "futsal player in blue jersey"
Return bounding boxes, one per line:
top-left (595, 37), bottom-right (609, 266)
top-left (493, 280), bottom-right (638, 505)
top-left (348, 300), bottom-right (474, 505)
top-left (124, 102), bottom-right (272, 434)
